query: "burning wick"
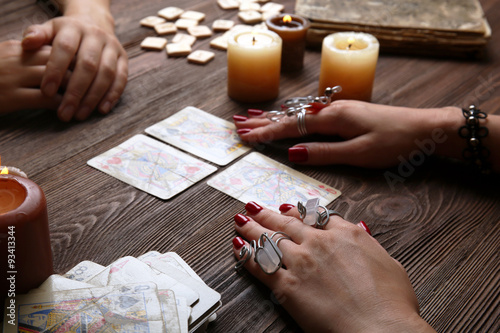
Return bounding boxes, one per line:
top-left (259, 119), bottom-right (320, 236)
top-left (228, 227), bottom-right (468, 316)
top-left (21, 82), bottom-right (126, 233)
top-left (252, 36), bottom-right (256, 45)
top-left (347, 37), bottom-right (356, 50)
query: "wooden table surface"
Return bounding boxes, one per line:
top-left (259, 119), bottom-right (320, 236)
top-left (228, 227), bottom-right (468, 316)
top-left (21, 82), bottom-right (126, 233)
top-left (1, 0), bottom-right (499, 332)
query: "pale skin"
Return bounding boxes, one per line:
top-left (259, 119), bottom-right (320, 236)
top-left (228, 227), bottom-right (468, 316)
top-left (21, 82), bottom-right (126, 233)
top-left (233, 203), bottom-right (436, 333)
top-left (233, 100), bottom-right (500, 173)
top-left (17, 0), bottom-right (128, 122)
top-left (232, 101), bottom-right (498, 331)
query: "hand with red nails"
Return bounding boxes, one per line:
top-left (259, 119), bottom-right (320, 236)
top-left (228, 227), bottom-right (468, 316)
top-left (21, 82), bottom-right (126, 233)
top-left (232, 201), bottom-right (435, 333)
top-left (0, 40), bottom-right (64, 114)
top-left (233, 101), bottom-right (500, 172)
top-left (21, 0), bottom-right (128, 122)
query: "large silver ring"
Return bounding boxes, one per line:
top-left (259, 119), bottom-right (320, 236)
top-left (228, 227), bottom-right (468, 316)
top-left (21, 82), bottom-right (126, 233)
top-left (297, 198), bottom-right (343, 229)
top-left (254, 231), bottom-right (291, 274)
top-left (297, 110), bottom-right (308, 136)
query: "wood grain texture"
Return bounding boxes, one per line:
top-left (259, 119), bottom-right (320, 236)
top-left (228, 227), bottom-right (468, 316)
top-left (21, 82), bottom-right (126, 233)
top-left (0, 0), bottom-right (499, 332)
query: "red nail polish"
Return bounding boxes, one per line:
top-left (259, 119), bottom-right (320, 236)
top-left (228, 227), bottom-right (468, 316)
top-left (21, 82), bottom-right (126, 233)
top-left (233, 115), bottom-right (248, 122)
top-left (245, 201), bottom-right (263, 215)
top-left (289, 146), bottom-right (308, 163)
top-left (279, 204), bottom-right (294, 213)
top-left (234, 213), bottom-right (250, 226)
top-left (247, 109), bottom-right (263, 116)
top-left (237, 128), bottom-right (252, 135)
top-left (359, 221), bottom-right (371, 235)
top-left (233, 236), bottom-right (245, 249)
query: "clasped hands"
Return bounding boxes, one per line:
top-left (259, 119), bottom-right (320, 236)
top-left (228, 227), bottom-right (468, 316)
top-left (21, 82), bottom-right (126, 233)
top-left (0, 11), bottom-right (128, 122)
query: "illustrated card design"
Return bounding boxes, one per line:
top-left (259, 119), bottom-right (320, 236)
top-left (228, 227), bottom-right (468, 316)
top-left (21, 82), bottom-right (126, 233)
top-left (145, 106), bottom-right (251, 165)
top-left (207, 152), bottom-right (341, 210)
top-left (6, 283), bottom-right (165, 332)
top-left (87, 134), bottom-right (217, 200)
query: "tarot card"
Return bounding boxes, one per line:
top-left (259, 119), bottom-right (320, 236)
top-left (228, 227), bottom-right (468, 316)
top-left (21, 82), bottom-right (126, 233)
top-left (86, 256), bottom-right (199, 306)
top-left (158, 290), bottom-right (183, 333)
top-left (139, 252), bottom-right (204, 284)
top-left (28, 274), bottom-right (96, 294)
top-left (144, 257), bottom-right (221, 330)
top-left (145, 106), bottom-right (251, 165)
top-left (87, 134), bottom-right (217, 200)
top-left (207, 152), bottom-right (341, 210)
top-left (4, 282), bottom-right (165, 332)
top-left (63, 260), bottom-right (106, 282)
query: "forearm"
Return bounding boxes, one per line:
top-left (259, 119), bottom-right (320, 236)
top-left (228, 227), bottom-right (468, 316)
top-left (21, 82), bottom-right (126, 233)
top-left (431, 106), bottom-right (500, 173)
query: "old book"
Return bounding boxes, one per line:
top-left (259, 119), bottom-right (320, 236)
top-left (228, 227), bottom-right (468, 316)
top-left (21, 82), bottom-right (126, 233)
top-left (295, 0), bottom-right (491, 57)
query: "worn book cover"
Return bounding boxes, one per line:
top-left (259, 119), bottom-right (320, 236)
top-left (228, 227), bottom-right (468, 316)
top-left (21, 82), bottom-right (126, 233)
top-left (296, 0), bottom-right (491, 57)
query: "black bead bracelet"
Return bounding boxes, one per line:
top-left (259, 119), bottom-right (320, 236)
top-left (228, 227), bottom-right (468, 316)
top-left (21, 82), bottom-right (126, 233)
top-left (458, 105), bottom-right (491, 174)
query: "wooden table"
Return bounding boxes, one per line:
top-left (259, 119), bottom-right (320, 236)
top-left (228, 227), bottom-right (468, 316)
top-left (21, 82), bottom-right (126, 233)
top-left (1, 0), bottom-right (499, 332)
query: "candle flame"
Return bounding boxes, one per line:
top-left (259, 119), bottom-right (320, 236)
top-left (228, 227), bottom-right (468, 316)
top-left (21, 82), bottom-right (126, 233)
top-left (283, 15), bottom-right (292, 23)
top-left (1, 167), bottom-right (8, 175)
top-left (347, 37), bottom-right (356, 49)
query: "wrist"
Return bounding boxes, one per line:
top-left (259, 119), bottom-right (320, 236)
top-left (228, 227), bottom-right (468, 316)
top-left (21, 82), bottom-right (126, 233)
top-left (62, 0), bottom-right (114, 33)
top-left (428, 106), bottom-right (464, 161)
top-left (359, 311), bottom-right (435, 333)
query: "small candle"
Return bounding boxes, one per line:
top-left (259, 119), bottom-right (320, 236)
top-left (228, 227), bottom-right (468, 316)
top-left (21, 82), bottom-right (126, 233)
top-left (318, 32), bottom-right (379, 101)
top-left (0, 169), bottom-right (53, 299)
top-left (227, 30), bottom-right (282, 103)
top-left (265, 14), bottom-right (310, 72)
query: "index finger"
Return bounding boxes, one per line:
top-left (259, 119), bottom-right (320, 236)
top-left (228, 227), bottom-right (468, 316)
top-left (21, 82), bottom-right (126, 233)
top-left (41, 24), bottom-right (81, 97)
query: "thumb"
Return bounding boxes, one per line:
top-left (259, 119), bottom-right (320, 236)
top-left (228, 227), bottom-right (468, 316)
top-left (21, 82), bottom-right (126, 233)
top-left (288, 139), bottom-right (371, 166)
top-left (22, 22), bottom-right (55, 50)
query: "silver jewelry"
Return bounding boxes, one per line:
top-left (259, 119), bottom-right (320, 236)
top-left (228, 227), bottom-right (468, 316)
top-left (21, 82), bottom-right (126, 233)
top-left (297, 198), bottom-right (343, 229)
top-left (297, 110), bottom-right (308, 136)
top-left (254, 231), bottom-right (291, 274)
top-left (266, 86), bottom-right (342, 123)
top-left (235, 240), bottom-right (256, 270)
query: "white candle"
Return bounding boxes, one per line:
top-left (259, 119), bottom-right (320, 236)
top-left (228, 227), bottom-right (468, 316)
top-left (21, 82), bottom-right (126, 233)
top-left (318, 32), bottom-right (379, 101)
top-left (227, 30), bottom-right (282, 103)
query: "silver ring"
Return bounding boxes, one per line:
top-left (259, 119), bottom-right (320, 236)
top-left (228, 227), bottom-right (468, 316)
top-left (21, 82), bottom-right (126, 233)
top-left (297, 110), bottom-right (308, 136)
top-left (235, 240), bottom-right (256, 270)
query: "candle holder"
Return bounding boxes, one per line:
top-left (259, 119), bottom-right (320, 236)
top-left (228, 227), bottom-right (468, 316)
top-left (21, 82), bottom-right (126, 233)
top-left (265, 14), bottom-right (310, 72)
top-left (0, 172), bottom-right (53, 301)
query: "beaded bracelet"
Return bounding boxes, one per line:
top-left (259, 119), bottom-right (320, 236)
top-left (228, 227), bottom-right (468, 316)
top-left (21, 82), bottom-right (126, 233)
top-left (458, 105), bottom-right (491, 174)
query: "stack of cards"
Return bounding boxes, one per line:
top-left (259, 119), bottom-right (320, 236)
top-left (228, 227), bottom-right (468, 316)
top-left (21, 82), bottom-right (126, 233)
top-left (3, 252), bottom-right (221, 333)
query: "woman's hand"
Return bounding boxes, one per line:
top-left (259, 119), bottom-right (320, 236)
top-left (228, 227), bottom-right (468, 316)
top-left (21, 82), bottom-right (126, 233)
top-left (234, 100), bottom-right (463, 168)
top-left (22, 1), bottom-right (128, 122)
top-left (0, 40), bottom-right (62, 114)
top-left (232, 202), bottom-right (435, 332)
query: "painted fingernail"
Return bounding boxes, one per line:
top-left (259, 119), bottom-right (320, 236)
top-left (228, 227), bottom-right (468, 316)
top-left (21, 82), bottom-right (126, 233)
top-left (279, 204), bottom-right (294, 213)
top-left (247, 109), bottom-right (263, 116)
top-left (234, 213), bottom-right (249, 226)
top-left (59, 105), bottom-right (75, 122)
top-left (359, 221), bottom-right (372, 235)
top-left (43, 81), bottom-right (58, 97)
top-left (233, 236), bottom-right (245, 249)
top-left (233, 115), bottom-right (248, 122)
top-left (245, 201), bottom-right (262, 215)
top-left (237, 128), bottom-right (252, 135)
top-left (288, 146), bottom-right (308, 163)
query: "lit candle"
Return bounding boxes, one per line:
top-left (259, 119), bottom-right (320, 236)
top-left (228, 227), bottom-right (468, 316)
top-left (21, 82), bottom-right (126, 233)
top-left (265, 14), bottom-right (310, 72)
top-left (0, 167), bottom-right (53, 300)
top-left (227, 30), bottom-right (282, 103)
top-left (318, 32), bottom-right (379, 101)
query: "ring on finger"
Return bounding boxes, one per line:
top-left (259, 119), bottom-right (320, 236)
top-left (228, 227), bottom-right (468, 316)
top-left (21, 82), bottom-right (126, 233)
top-left (297, 198), bottom-right (343, 229)
top-left (297, 110), bottom-right (308, 136)
top-left (254, 231), bottom-right (291, 274)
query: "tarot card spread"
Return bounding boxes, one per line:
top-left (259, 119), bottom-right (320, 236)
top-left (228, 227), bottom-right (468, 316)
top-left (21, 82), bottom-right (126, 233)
top-left (87, 134), bottom-right (217, 200)
top-left (207, 152), bottom-right (341, 210)
top-left (145, 106), bottom-right (251, 166)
